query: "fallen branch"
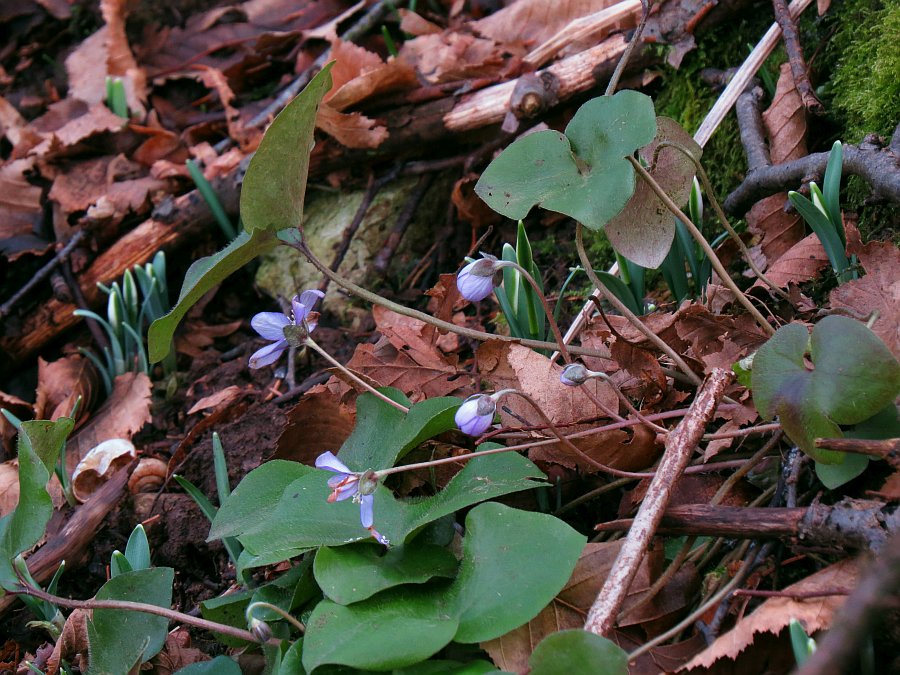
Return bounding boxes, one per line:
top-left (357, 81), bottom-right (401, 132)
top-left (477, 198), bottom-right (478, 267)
top-left (771, 0), bottom-right (822, 114)
top-left (594, 499), bottom-right (899, 553)
top-left (815, 437), bottom-right (900, 469)
top-left (583, 368), bottom-right (732, 636)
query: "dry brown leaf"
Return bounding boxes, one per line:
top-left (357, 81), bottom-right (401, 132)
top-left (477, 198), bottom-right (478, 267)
top-left (530, 423), bottom-right (660, 472)
top-left (399, 9), bottom-right (443, 35)
top-left (274, 391), bottom-right (356, 463)
top-left (746, 194), bottom-right (805, 272)
top-left (764, 63), bottom-right (808, 165)
top-left (0, 157), bottom-right (44, 255)
top-left (46, 608), bottom-right (89, 675)
top-left (762, 231), bottom-right (830, 287)
top-left (34, 355), bottom-right (98, 425)
top-left (673, 305), bottom-right (769, 373)
top-left (187, 385), bottom-right (248, 415)
top-left (0, 460), bottom-right (21, 518)
top-left (29, 103), bottom-right (125, 158)
top-left (149, 628), bottom-right (210, 675)
top-left (829, 240), bottom-right (900, 357)
top-left (473, 0), bottom-right (618, 47)
top-left (0, 390), bottom-right (30, 458)
top-left (316, 104), bottom-right (388, 149)
top-left (680, 558), bottom-right (859, 671)
top-left (191, 65), bottom-right (260, 150)
top-left (65, 372), bottom-right (152, 471)
top-left (610, 339), bottom-right (666, 403)
top-left (174, 318), bottom-right (243, 358)
top-left (327, 40), bottom-right (418, 112)
top-left (399, 32), bottom-right (510, 84)
top-left (451, 173), bottom-right (503, 228)
top-left (0, 96), bottom-right (27, 146)
top-left (482, 541), bottom-right (654, 672)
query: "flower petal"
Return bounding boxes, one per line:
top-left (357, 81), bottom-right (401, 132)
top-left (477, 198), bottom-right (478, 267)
top-left (251, 312), bottom-right (291, 341)
top-left (329, 480), bottom-right (359, 502)
top-left (454, 395), bottom-right (495, 436)
top-left (249, 339), bottom-right (287, 369)
top-left (359, 493), bottom-right (374, 528)
top-left (457, 263), bottom-right (496, 302)
top-left (316, 451), bottom-right (353, 474)
top-left (293, 289), bottom-right (325, 323)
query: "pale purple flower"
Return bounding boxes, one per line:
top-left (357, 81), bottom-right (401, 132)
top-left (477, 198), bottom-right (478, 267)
top-left (455, 394), bottom-right (497, 436)
top-left (457, 254), bottom-right (502, 302)
top-left (315, 451), bottom-right (389, 546)
top-left (249, 289), bottom-right (324, 369)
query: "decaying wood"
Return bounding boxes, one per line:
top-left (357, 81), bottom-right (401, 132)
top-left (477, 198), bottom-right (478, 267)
top-left (725, 122), bottom-right (900, 214)
top-left (595, 499), bottom-right (899, 553)
top-left (0, 465), bottom-right (130, 616)
top-left (0, 170), bottom-right (242, 373)
top-left (584, 368), bottom-right (732, 637)
top-left (771, 0), bottom-right (823, 114)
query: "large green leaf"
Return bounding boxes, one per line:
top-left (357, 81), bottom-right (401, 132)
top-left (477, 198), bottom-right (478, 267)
top-left (752, 316), bottom-right (900, 464)
top-left (87, 567), bottom-right (174, 674)
top-left (449, 503), bottom-right (585, 643)
top-left (475, 91), bottom-right (656, 232)
top-left (314, 542), bottom-right (458, 605)
top-left (337, 390), bottom-right (461, 470)
top-left (174, 656), bottom-right (243, 675)
top-left (528, 630), bottom-right (628, 675)
top-left (233, 451), bottom-right (546, 561)
top-left (394, 661), bottom-right (499, 674)
top-left (240, 64), bottom-right (332, 233)
top-left (0, 418), bottom-right (74, 591)
top-left (605, 117), bottom-right (701, 268)
top-left (148, 229), bottom-right (276, 362)
top-left (302, 587), bottom-right (460, 672)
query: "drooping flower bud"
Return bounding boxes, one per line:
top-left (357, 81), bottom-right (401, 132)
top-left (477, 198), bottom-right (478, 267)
top-left (457, 254), bottom-right (502, 301)
top-left (559, 363), bottom-right (605, 387)
top-left (455, 393), bottom-right (497, 436)
top-left (249, 617), bottom-right (272, 642)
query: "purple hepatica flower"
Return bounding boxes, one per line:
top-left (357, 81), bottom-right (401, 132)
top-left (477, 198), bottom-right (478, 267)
top-left (249, 289), bottom-right (324, 369)
top-left (560, 363), bottom-right (604, 387)
top-left (315, 451), bottom-right (389, 546)
top-left (457, 254), bottom-right (502, 302)
top-left (455, 393), bottom-right (497, 436)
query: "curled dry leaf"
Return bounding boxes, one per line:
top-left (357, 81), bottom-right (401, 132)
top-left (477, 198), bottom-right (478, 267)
top-left (187, 385), bottom-right (248, 416)
top-left (46, 608), bottom-right (89, 675)
top-left (399, 32), bottom-right (511, 85)
top-left (71, 438), bottom-right (136, 502)
top-left (128, 457), bottom-right (168, 494)
top-left (65, 372), bottom-right (152, 472)
top-left (679, 558), bottom-right (860, 671)
top-left (274, 391), bottom-right (355, 463)
top-left (327, 39), bottom-right (418, 112)
top-left (316, 105), bottom-right (388, 149)
top-left (0, 157), bottom-right (48, 260)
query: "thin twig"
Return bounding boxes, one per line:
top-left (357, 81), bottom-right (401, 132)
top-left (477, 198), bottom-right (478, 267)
top-left (584, 368), bottom-right (733, 635)
top-left (374, 173), bottom-right (433, 274)
top-left (771, 0), bottom-right (823, 114)
top-left (11, 583), bottom-right (274, 645)
top-left (61, 259), bottom-right (110, 351)
top-left (604, 0), bottom-right (650, 96)
top-left (628, 157), bottom-right (775, 335)
top-left (0, 230), bottom-right (86, 320)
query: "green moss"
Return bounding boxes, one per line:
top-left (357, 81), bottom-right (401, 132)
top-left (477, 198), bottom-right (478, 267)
top-left (825, 0), bottom-right (900, 142)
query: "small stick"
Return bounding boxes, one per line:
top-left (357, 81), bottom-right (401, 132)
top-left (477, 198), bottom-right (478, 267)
top-left (583, 368), bottom-right (732, 635)
top-left (374, 173), bottom-right (433, 274)
top-left (733, 587), bottom-right (849, 599)
top-left (771, 0), bottom-right (823, 114)
top-left (815, 437), bottom-right (900, 469)
top-left (0, 230), bottom-right (86, 320)
top-left (604, 0), bottom-right (650, 96)
top-left (11, 583), bottom-right (274, 645)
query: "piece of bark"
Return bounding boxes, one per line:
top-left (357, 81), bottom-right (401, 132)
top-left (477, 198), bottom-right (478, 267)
top-left (595, 499), bottom-right (899, 553)
top-left (0, 464), bottom-right (130, 616)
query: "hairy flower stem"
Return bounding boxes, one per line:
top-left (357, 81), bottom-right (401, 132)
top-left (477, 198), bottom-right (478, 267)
top-left (305, 337), bottom-right (409, 413)
top-left (574, 224), bottom-right (703, 386)
top-left (292, 237), bottom-right (615, 361)
top-left (246, 601), bottom-right (306, 634)
top-left (12, 583), bottom-right (274, 645)
top-left (605, 0), bottom-right (650, 96)
top-left (501, 261), bottom-right (571, 362)
top-left (628, 157), bottom-right (775, 336)
top-left (592, 371), bottom-right (668, 434)
top-left (653, 141), bottom-right (791, 302)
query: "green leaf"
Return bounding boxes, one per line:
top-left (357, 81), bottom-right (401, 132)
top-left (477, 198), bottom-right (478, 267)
top-left (337, 390), bottom-right (461, 470)
top-left (87, 567), bottom-right (174, 674)
top-left (595, 271), bottom-right (643, 315)
top-left (787, 191), bottom-right (847, 275)
top-left (528, 630), bottom-right (628, 675)
top-left (174, 656), bottom-right (242, 675)
top-left (109, 552), bottom-right (132, 578)
top-left (148, 229), bottom-right (277, 362)
top-left (315, 542), bottom-right (458, 604)
top-left (823, 140), bottom-right (844, 243)
top-left (240, 65), bottom-right (333, 233)
top-left (224, 451), bottom-right (546, 565)
top-left (815, 453), bottom-right (869, 489)
top-left (605, 117), bottom-right (701, 268)
top-left (475, 91), bottom-right (656, 232)
top-left (752, 316), bottom-right (900, 463)
top-left (450, 503), bottom-right (585, 643)
top-left (124, 524), bottom-right (151, 571)
top-left (0, 418), bottom-right (74, 591)
top-left (302, 587), bottom-right (459, 672)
